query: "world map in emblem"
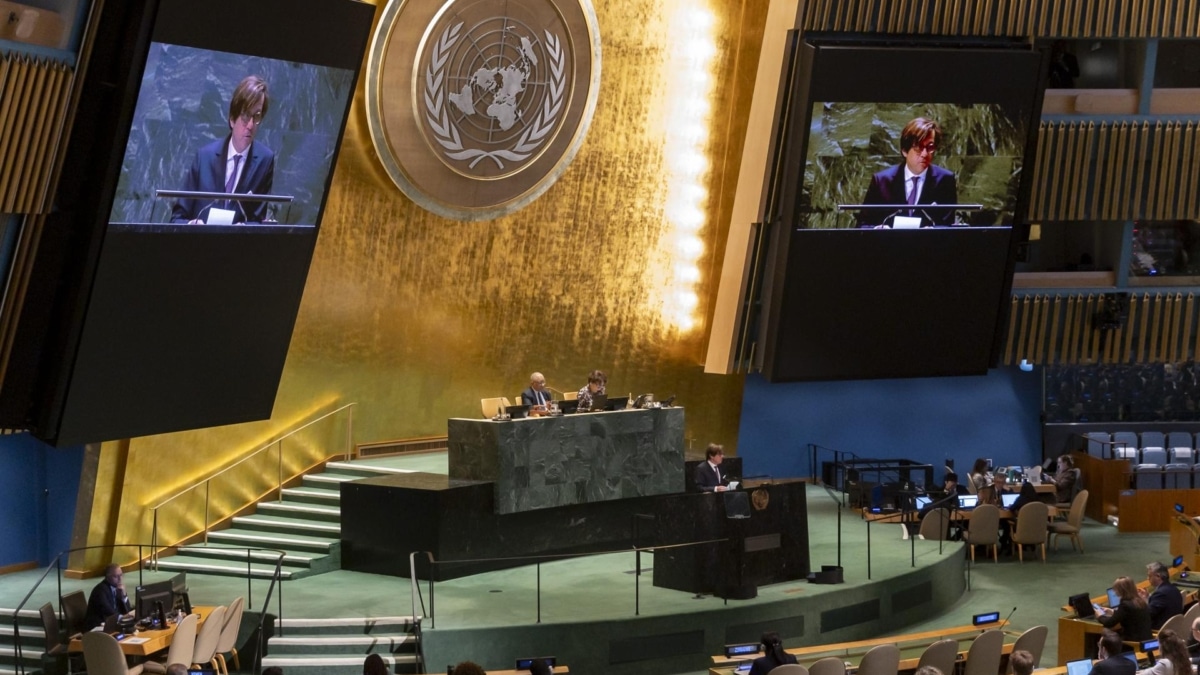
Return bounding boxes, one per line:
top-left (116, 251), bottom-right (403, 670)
top-left (365, 0), bottom-right (600, 219)
top-left (424, 16), bottom-right (567, 175)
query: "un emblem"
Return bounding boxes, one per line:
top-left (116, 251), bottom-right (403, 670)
top-left (367, 0), bottom-right (601, 220)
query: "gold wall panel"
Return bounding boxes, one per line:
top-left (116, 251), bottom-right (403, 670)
top-left (801, 0), bottom-right (1200, 37)
top-left (1029, 121), bottom-right (1200, 222)
top-left (92, 0), bottom-right (772, 559)
top-left (1006, 292), bottom-right (1200, 366)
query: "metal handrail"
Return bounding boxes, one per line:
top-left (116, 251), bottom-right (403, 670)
top-left (408, 537), bottom-right (731, 628)
top-left (12, 545), bottom-right (151, 675)
top-left (13, 544), bottom-right (286, 675)
top-left (149, 402), bottom-right (356, 563)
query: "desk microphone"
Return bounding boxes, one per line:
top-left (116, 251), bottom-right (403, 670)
top-left (1000, 606), bottom-right (1018, 630)
top-left (544, 384), bottom-right (566, 399)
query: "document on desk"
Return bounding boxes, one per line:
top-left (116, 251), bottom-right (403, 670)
top-left (121, 637), bottom-right (149, 644)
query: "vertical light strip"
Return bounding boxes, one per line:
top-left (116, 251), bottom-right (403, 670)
top-left (648, 0), bottom-right (717, 332)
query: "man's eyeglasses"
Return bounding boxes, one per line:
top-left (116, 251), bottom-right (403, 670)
top-left (238, 111), bottom-right (264, 124)
top-left (915, 143), bottom-right (937, 155)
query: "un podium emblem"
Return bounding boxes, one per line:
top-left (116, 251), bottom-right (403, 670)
top-left (366, 0), bottom-right (601, 220)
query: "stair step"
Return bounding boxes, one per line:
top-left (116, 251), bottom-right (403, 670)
top-left (0, 645), bottom-right (43, 662)
top-left (261, 655), bottom-right (419, 667)
top-left (301, 474), bottom-right (360, 489)
top-left (325, 461), bottom-right (418, 478)
top-left (274, 617), bottom-right (416, 635)
top-left (207, 530), bottom-right (336, 553)
top-left (257, 502), bottom-right (342, 522)
top-left (152, 558), bottom-right (297, 580)
top-left (267, 635), bottom-right (416, 655)
top-left (230, 515), bottom-right (340, 536)
top-left (176, 545), bottom-right (318, 566)
top-left (281, 487), bottom-right (341, 505)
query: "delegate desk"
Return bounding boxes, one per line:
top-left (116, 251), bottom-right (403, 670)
top-left (1056, 567), bottom-right (1197, 664)
top-left (708, 622), bottom-right (1017, 675)
top-left (448, 407), bottom-right (685, 514)
top-left (68, 606), bottom-right (215, 658)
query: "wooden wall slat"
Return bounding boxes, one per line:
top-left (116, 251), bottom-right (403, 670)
top-left (0, 55), bottom-right (75, 215)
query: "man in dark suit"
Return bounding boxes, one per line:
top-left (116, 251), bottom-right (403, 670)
top-left (172, 75), bottom-right (276, 224)
top-left (694, 443), bottom-right (729, 493)
top-left (84, 564), bottom-right (133, 630)
top-left (1092, 630), bottom-right (1135, 675)
top-left (520, 372), bottom-right (553, 409)
top-left (857, 117), bottom-right (958, 227)
top-left (1142, 561), bottom-right (1184, 630)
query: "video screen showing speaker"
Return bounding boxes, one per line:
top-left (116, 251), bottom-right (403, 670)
top-left (757, 35), bottom-right (1046, 382)
top-left (26, 0), bottom-right (374, 445)
top-left (107, 42), bottom-right (356, 229)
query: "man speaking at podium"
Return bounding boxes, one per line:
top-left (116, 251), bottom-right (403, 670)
top-left (694, 443), bottom-right (730, 493)
top-left (856, 117), bottom-right (958, 228)
top-left (172, 75), bottom-right (276, 224)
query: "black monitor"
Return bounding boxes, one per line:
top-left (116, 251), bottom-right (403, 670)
top-left (515, 656), bottom-right (555, 670)
top-left (135, 579), bottom-right (174, 622)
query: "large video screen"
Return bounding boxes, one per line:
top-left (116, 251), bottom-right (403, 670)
top-left (109, 44), bottom-right (356, 228)
top-left (757, 36), bottom-right (1046, 382)
top-left (23, 0), bottom-right (375, 445)
top-left (803, 101), bottom-right (1028, 229)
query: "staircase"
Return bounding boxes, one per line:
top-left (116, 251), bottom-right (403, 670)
top-left (261, 616), bottom-right (420, 675)
top-left (154, 460), bottom-right (416, 581)
top-left (0, 606), bottom-right (44, 675)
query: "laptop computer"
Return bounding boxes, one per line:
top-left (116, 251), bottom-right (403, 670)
top-left (958, 495), bottom-right (979, 510)
top-left (585, 393), bottom-right (608, 412)
top-left (1000, 492), bottom-right (1019, 509)
top-left (1106, 588), bottom-right (1120, 608)
top-left (505, 404), bottom-right (530, 419)
top-left (1066, 658), bottom-right (1093, 675)
top-left (606, 395), bottom-right (629, 411)
top-left (1069, 592), bottom-right (1097, 619)
top-left (914, 495), bottom-right (933, 510)
top-left (558, 399), bottom-right (579, 414)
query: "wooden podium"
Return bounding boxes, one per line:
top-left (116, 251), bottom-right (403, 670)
top-left (1169, 511), bottom-right (1200, 570)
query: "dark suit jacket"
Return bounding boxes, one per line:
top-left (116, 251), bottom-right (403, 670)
top-left (1091, 655), bottom-right (1136, 675)
top-left (693, 461), bottom-right (725, 492)
top-left (521, 387), bottom-right (552, 407)
top-left (857, 163), bottom-right (958, 227)
top-left (171, 135), bottom-right (276, 223)
top-left (84, 580), bottom-right (131, 630)
top-left (1149, 581), bottom-right (1184, 629)
top-left (748, 652), bottom-right (798, 675)
top-left (1099, 599), bottom-right (1152, 642)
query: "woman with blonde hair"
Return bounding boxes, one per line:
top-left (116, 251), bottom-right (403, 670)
top-left (1098, 575), bottom-right (1152, 641)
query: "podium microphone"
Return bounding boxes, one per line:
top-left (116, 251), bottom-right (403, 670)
top-left (235, 191), bottom-right (251, 223)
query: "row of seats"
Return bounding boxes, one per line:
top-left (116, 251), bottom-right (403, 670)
top-left (1130, 463), bottom-right (1200, 490)
top-left (763, 625), bottom-right (1047, 675)
top-left (1085, 431), bottom-right (1200, 463)
top-left (1084, 432), bottom-right (1200, 489)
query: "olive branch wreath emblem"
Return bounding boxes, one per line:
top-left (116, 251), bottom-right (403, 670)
top-left (423, 22), bottom-right (566, 170)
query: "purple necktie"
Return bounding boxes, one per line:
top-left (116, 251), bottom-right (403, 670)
top-left (907, 176), bottom-right (920, 205)
top-left (225, 154), bottom-right (242, 208)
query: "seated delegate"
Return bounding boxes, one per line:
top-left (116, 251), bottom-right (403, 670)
top-left (748, 631), bottom-right (798, 675)
top-left (1137, 628), bottom-right (1193, 675)
top-left (1097, 575), bottom-right (1152, 642)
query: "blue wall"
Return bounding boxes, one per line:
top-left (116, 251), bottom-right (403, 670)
top-left (0, 434), bottom-right (83, 568)
top-left (736, 367), bottom-right (1044, 483)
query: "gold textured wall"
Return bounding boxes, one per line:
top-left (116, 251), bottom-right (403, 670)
top-left (84, 0), bottom-right (773, 564)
